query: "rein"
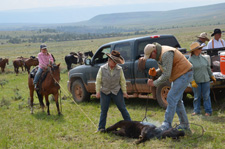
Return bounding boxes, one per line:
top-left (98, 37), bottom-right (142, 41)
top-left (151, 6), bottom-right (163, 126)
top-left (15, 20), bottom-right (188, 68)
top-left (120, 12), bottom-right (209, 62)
top-left (47, 67), bottom-right (98, 129)
top-left (48, 66), bottom-right (63, 112)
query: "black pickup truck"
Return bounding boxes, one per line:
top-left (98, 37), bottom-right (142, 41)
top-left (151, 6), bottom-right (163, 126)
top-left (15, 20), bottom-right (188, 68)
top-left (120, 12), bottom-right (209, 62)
top-left (67, 34), bottom-right (191, 108)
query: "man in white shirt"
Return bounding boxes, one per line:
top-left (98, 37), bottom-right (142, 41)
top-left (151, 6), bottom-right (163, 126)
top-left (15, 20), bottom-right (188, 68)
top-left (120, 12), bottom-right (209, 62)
top-left (207, 29), bottom-right (225, 49)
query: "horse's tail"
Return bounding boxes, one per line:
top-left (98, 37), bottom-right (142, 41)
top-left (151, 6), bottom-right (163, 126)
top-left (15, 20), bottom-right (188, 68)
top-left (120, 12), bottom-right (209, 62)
top-left (24, 62), bottom-right (28, 70)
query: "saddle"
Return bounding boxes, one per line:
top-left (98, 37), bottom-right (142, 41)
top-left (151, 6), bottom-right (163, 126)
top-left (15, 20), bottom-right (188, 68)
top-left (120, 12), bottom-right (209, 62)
top-left (30, 67), bottom-right (49, 90)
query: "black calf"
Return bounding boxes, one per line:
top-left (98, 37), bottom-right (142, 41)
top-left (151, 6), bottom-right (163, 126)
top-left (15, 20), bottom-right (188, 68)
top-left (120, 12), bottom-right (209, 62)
top-left (105, 120), bottom-right (185, 144)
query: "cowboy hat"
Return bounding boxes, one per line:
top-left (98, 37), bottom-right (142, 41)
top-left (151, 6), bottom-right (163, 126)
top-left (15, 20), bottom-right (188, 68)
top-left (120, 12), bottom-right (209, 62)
top-left (189, 42), bottom-right (205, 52)
top-left (196, 32), bottom-right (209, 41)
top-left (211, 28), bottom-right (222, 37)
top-left (106, 50), bottom-right (125, 64)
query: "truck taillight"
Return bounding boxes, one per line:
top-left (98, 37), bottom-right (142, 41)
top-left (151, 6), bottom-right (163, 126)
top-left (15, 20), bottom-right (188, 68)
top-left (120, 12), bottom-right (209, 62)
top-left (150, 35), bottom-right (160, 38)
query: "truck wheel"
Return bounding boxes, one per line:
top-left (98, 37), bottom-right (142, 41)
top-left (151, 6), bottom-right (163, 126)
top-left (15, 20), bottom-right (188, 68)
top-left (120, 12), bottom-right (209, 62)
top-left (71, 79), bottom-right (90, 102)
top-left (156, 81), bottom-right (171, 109)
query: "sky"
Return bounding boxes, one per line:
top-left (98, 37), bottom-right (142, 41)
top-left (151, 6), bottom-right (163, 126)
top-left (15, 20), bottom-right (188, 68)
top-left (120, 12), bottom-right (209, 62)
top-left (0, 0), bottom-right (224, 24)
top-left (1, 0), bottom-right (224, 11)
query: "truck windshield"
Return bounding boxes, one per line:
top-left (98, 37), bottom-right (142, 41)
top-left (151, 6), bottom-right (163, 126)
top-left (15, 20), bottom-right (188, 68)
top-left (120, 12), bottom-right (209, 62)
top-left (93, 46), bottom-right (111, 64)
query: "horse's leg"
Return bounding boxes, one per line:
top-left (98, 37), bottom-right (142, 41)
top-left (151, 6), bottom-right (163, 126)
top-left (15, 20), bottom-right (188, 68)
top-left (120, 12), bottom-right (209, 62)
top-left (16, 67), bottom-right (18, 75)
top-left (67, 63), bottom-right (71, 70)
top-left (36, 91), bottom-right (45, 112)
top-left (28, 66), bottom-right (30, 74)
top-left (54, 93), bottom-right (61, 115)
top-left (30, 89), bottom-right (34, 114)
top-left (14, 66), bottom-right (16, 74)
top-left (45, 95), bottom-right (50, 115)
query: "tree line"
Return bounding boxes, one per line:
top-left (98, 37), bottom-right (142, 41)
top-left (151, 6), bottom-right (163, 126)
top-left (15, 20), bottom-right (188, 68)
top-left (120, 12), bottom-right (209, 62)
top-left (4, 30), bottom-right (158, 44)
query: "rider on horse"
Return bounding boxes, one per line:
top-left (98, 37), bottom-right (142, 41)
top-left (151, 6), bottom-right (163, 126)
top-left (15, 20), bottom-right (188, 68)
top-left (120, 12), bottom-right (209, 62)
top-left (33, 43), bottom-right (54, 90)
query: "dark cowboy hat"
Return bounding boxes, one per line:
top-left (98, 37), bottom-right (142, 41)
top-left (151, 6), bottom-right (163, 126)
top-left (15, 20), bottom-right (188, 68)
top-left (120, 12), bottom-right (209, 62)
top-left (211, 28), bottom-right (222, 37)
top-left (106, 50), bottom-right (125, 64)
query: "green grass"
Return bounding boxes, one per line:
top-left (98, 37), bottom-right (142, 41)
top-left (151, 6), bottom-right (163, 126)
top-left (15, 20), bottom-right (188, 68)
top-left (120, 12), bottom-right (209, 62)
top-left (0, 25), bottom-right (225, 148)
top-left (0, 72), bottom-right (224, 148)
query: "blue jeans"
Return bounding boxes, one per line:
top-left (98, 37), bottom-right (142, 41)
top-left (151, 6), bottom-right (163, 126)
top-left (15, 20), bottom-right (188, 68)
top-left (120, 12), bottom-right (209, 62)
top-left (33, 67), bottom-right (43, 84)
top-left (162, 71), bottom-right (193, 129)
top-left (98, 89), bottom-right (131, 130)
top-left (192, 82), bottom-right (212, 114)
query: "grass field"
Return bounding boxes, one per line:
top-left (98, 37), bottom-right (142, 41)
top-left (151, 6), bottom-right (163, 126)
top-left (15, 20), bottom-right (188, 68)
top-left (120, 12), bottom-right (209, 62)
top-left (0, 25), bottom-right (225, 148)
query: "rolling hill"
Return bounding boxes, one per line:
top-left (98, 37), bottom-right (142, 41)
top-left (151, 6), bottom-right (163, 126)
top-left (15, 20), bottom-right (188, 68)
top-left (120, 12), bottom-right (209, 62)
top-left (76, 2), bottom-right (225, 27)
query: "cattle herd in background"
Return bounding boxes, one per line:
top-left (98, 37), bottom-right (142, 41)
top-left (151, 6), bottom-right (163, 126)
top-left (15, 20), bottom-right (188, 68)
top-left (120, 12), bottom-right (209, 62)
top-left (65, 50), bottom-right (93, 70)
top-left (0, 50), bottom-right (93, 74)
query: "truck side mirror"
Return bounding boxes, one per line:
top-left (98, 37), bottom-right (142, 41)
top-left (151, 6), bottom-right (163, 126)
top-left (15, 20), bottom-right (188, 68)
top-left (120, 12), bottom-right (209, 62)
top-left (85, 59), bottom-right (91, 65)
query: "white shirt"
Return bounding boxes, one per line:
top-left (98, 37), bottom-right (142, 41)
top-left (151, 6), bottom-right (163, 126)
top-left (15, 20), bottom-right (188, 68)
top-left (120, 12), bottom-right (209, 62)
top-left (201, 43), bottom-right (207, 50)
top-left (207, 38), bottom-right (225, 49)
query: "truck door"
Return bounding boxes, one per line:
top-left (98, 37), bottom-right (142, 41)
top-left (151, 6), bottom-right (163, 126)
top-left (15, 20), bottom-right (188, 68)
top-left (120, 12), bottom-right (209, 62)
top-left (114, 42), bottom-right (135, 93)
top-left (134, 40), bottom-right (158, 94)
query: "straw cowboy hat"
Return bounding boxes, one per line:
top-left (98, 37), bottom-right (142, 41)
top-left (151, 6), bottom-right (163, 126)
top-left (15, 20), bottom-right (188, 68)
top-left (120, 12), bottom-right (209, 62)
top-left (197, 32), bottom-right (209, 41)
top-left (189, 42), bottom-right (205, 53)
top-left (106, 50), bottom-right (125, 64)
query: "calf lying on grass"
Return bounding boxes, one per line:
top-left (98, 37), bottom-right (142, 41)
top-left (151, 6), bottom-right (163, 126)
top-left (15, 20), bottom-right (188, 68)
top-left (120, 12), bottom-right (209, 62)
top-left (105, 120), bottom-right (185, 144)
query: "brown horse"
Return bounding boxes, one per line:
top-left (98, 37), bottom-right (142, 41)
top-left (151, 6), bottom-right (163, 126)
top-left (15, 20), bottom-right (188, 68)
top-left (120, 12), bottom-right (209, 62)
top-left (25, 58), bottom-right (39, 74)
top-left (13, 59), bottom-right (25, 75)
top-left (28, 64), bottom-right (61, 115)
top-left (0, 58), bottom-right (9, 72)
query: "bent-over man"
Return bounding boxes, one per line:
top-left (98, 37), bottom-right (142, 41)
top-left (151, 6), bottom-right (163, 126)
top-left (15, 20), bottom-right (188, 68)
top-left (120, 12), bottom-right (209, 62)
top-left (143, 42), bottom-right (193, 132)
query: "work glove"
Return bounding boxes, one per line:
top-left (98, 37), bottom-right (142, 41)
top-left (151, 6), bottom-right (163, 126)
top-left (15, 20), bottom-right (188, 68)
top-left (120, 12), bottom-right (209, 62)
top-left (211, 76), bottom-right (216, 83)
top-left (191, 80), bottom-right (198, 88)
top-left (148, 67), bottom-right (157, 76)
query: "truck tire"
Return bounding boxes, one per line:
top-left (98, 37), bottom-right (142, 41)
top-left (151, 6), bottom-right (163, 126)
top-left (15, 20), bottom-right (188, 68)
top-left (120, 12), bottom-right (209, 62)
top-left (71, 79), bottom-right (90, 102)
top-left (156, 81), bottom-right (171, 109)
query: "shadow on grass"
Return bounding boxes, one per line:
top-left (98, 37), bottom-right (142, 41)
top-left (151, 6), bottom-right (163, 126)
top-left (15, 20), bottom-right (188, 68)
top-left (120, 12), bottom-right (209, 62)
top-left (81, 97), bottom-right (162, 109)
top-left (177, 133), bottom-right (215, 148)
top-left (68, 92), bottom-right (224, 114)
top-left (31, 111), bottom-right (65, 123)
top-left (103, 130), bottom-right (215, 148)
top-left (200, 115), bottom-right (225, 124)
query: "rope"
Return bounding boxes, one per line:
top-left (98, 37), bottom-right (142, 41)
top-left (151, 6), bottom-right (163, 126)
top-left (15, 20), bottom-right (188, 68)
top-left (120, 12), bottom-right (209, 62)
top-left (142, 98), bottom-right (149, 122)
top-left (59, 89), bottom-right (62, 113)
top-left (50, 72), bottom-right (98, 129)
top-left (142, 73), bottom-right (154, 122)
top-left (59, 81), bottom-right (98, 129)
top-left (173, 122), bottom-right (205, 140)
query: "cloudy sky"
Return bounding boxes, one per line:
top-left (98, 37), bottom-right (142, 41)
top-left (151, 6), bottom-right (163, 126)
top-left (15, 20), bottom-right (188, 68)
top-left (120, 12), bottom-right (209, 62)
top-left (0, 0), bottom-right (224, 11)
top-left (0, 0), bottom-right (224, 24)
